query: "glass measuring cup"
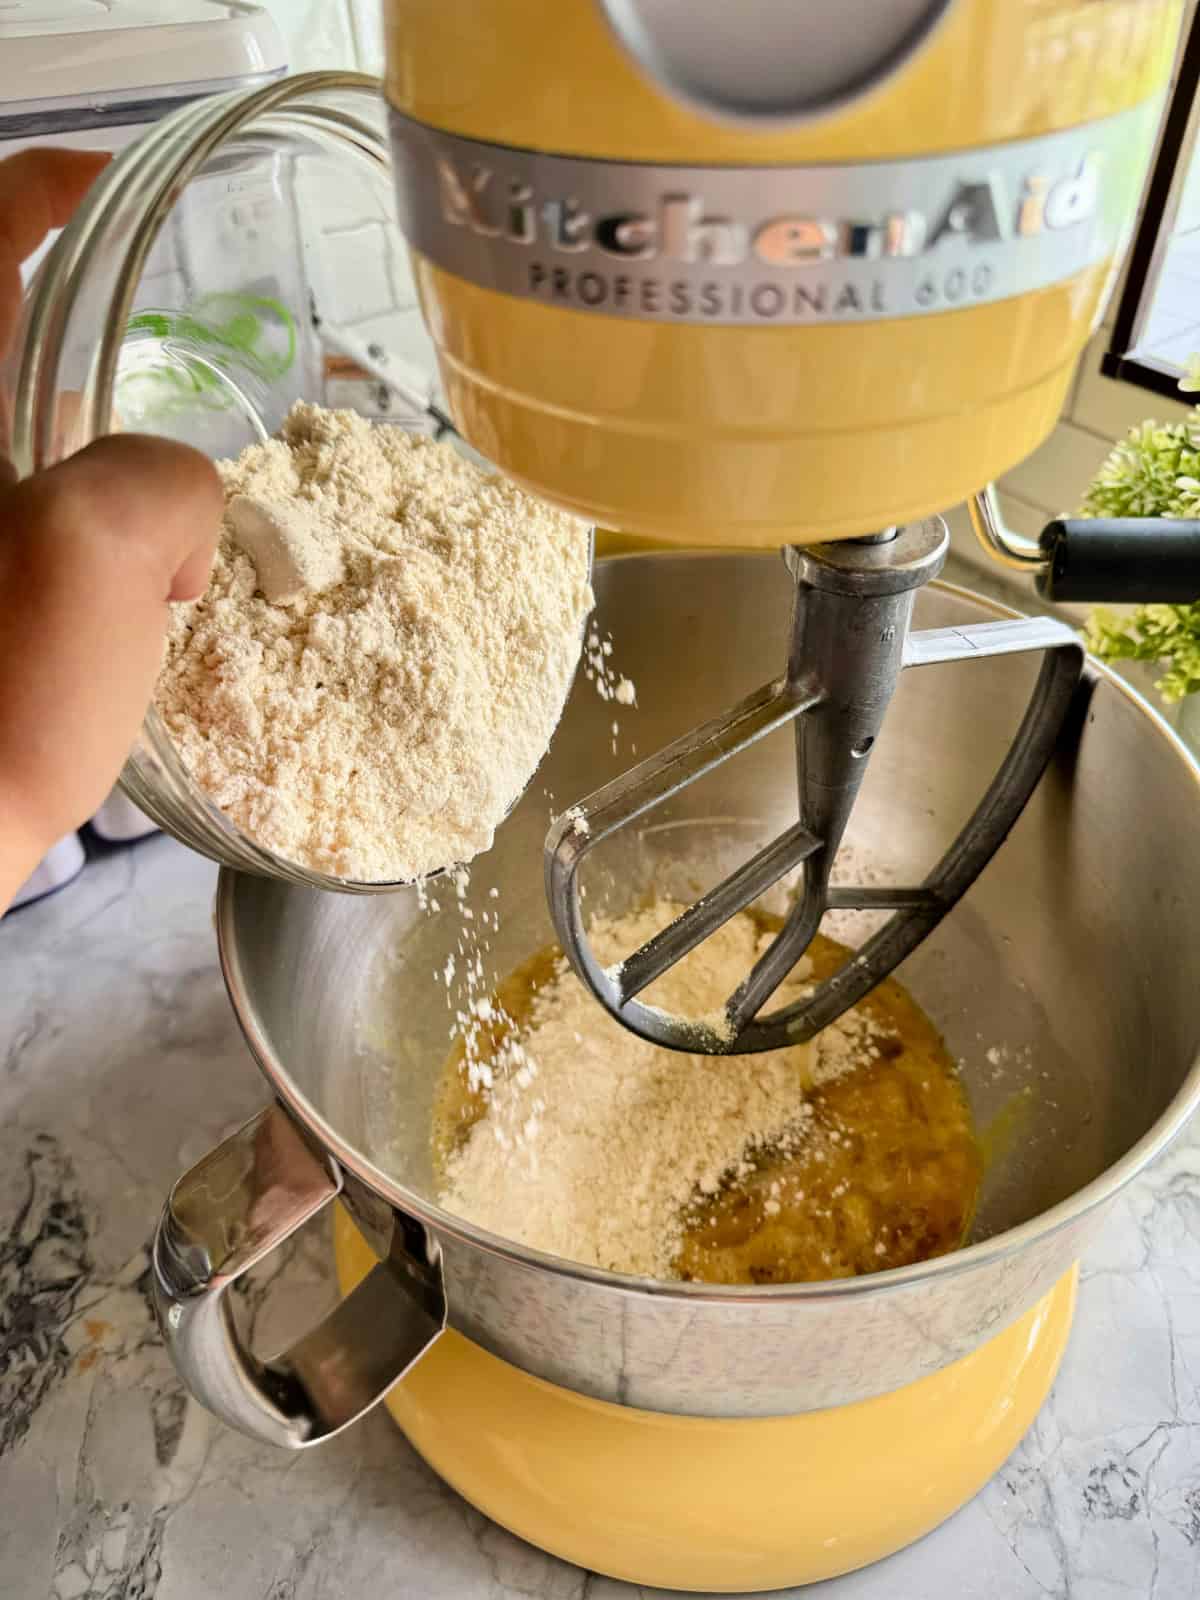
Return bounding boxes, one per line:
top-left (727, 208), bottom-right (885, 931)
top-left (2, 73), bottom-right (592, 891)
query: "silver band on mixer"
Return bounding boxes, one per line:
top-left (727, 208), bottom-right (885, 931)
top-left (388, 100), bottom-right (1161, 327)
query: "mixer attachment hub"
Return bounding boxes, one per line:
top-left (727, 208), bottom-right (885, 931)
top-left (546, 524), bottom-right (1084, 1055)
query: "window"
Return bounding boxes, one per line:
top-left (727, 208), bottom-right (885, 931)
top-left (1106, 7), bottom-right (1200, 400)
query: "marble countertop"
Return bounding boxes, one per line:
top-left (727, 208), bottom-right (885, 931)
top-left (3, 830), bottom-right (1200, 1600)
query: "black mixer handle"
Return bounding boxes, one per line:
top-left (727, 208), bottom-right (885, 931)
top-left (1037, 518), bottom-right (1200, 604)
top-left (969, 490), bottom-right (1200, 605)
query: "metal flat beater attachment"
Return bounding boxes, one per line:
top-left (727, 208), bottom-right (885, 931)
top-left (545, 520), bottom-right (1085, 1056)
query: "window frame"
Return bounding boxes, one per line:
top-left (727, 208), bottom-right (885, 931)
top-left (1104, 6), bottom-right (1200, 402)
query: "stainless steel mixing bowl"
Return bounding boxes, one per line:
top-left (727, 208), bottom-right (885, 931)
top-left (153, 552), bottom-right (1200, 1448)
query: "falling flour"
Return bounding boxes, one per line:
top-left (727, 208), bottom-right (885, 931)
top-left (155, 403), bottom-right (593, 881)
top-left (438, 900), bottom-right (886, 1278)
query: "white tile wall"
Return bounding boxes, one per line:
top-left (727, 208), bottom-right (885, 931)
top-left (254, 0), bottom-right (364, 73)
top-left (242, 0), bottom-right (442, 413)
top-left (346, 0), bottom-right (386, 76)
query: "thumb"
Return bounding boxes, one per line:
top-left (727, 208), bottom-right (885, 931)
top-left (12, 431), bottom-right (222, 598)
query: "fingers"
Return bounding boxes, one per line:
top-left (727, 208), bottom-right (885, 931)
top-left (0, 148), bottom-right (110, 356)
top-left (0, 147), bottom-right (110, 260)
top-left (0, 433), bottom-right (221, 850)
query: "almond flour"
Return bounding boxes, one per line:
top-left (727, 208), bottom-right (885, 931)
top-left (438, 900), bottom-right (886, 1278)
top-left (154, 403), bottom-right (593, 881)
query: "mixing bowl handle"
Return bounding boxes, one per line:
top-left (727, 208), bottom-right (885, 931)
top-left (150, 1102), bottom-right (446, 1449)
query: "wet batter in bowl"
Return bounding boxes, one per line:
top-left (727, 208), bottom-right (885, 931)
top-left (431, 902), bottom-right (981, 1285)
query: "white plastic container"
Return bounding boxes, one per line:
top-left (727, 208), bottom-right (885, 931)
top-left (1, 2), bottom-right (286, 145)
top-left (2, 0), bottom-right (286, 907)
top-left (3, 1), bottom-right (286, 277)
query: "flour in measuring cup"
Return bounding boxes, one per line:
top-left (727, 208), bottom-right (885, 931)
top-left (154, 403), bottom-right (593, 881)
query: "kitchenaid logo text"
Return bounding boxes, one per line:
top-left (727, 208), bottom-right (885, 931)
top-left (388, 102), bottom-right (1161, 325)
top-left (435, 156), bottom-right (1100, 319)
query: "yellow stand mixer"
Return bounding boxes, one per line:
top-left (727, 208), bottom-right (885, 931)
top-left (139, 3), bottom-right (1200, 1590)
top-left (361, 0), bottom-right (1181, 1584)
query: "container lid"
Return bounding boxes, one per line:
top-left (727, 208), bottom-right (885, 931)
top-left (0, 2), bottom-right (287, 110)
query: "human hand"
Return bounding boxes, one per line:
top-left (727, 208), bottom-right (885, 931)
top-left (0, 149), bottom-right (222, 910)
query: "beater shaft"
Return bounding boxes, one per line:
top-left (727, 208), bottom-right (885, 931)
top-left (546, 523), bottom-right (1084, 1055)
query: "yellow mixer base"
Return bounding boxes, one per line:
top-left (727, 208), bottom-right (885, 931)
top-left (334, 1208), bottom-right (1076, 1592)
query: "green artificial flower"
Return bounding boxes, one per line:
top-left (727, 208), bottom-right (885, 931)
top-left (1082, 362), bottom-right (1200, 702)
top-left (1084, 604), bottom-right (1200, 702)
